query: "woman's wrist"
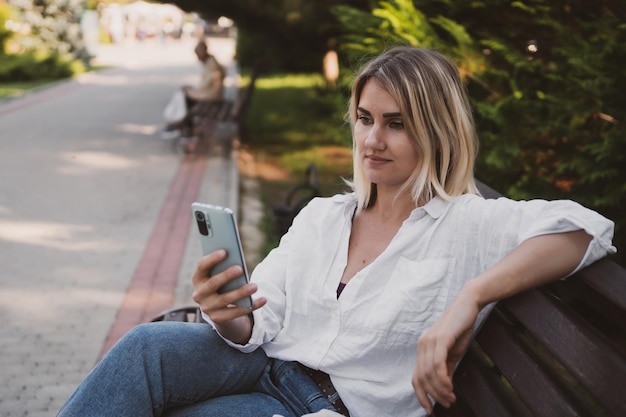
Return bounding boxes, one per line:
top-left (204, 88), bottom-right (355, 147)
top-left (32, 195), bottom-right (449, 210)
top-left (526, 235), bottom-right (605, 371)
top-left (459, 276), bottom-right (493, 311)
top-left (216, 314), bottom-right (253, 345)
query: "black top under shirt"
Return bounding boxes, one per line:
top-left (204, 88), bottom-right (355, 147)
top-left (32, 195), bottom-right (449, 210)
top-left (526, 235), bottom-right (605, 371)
top-left (337, 282), bottom-right (347, 298)
top-left (336, 208), bottom-right (357, 299)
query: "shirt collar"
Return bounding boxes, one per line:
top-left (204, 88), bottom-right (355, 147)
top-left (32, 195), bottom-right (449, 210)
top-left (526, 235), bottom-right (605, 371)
top-left (337, 193), bottom-right (358, 221)
top-left (336, 193), bottom-right (450, 220)
top-left (420, 196), bottom-right (450, 219)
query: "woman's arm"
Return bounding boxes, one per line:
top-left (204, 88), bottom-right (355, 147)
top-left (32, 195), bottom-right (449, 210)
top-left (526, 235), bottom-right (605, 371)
top-left (412, 229), bottom-right (592, 414)
top-left (469, 229), bottom-right (592, 304)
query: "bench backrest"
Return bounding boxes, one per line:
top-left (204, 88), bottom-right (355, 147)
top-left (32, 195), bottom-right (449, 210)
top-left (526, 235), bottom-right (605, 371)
top-left (272, 163), bottom-right (321, 236)
top-left (434, 182), bottom-right (626, 417)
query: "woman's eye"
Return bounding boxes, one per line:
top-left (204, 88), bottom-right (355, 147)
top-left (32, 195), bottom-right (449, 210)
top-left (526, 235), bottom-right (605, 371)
top-left (389, 120), bottom-right (404, 129)
top-left (357, 115), bottom-right (372, 124)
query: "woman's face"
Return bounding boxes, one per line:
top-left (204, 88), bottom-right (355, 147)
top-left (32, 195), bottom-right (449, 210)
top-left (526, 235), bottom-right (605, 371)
top-left (354, 79), bottom-right (419, 189)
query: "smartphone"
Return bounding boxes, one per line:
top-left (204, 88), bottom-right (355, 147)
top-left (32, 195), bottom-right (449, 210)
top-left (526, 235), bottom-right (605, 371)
top-left (191, 202), bottom-right (253, 309)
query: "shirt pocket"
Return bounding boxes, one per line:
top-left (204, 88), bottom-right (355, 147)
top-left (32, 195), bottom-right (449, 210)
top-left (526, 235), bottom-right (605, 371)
top-left (364, 257), bottom-right (456, 334)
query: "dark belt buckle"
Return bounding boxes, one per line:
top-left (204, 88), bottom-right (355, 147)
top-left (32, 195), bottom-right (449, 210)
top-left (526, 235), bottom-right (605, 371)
top-left (302, 366), bottom-right (350, 416)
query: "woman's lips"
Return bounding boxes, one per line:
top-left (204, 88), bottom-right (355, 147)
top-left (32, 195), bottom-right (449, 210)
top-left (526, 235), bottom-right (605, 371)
top-left (365, 155), bottom-right (390, 166)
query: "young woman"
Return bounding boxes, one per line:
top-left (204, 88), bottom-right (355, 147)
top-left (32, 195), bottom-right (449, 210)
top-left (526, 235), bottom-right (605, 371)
top-left (58, 46), bottom-right (615, 417)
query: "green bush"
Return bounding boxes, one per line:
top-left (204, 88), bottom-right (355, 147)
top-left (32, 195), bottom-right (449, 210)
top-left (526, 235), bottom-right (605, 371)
top-left (0, 52), bottom-right (84, 82)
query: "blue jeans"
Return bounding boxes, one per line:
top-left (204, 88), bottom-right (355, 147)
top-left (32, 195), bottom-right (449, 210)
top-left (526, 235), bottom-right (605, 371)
top-left (57, 322), bottom-right (334, 417)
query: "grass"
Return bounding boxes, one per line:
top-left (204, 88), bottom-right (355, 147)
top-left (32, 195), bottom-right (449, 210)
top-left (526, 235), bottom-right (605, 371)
top-left (243, 73), bottom-right (352, 157)
top-left (0, 80), bottom-right (56, 98)
top-left (241, 71), bottom-right (354, 187)
top-left (0, 68), bottom-right (102, 100)
top-left (240, 72), bottom-right (355, 254)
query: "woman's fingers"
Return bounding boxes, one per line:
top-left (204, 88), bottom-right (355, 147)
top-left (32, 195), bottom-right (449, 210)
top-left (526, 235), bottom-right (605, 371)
top-left (192, 250), bottom-right (226, 286)
top-left (192, 264), bottom-right (243, 308)
top-left (191, 250), bottom-right (266, 324)
top-left (413, 329), bottom-right (456, 413)
top-left (208, 295), bottom-right (267, 324)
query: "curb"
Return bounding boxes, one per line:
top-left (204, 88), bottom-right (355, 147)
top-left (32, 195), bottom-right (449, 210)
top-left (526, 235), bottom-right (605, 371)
top-left (97, 153), bottom-right (209, 359)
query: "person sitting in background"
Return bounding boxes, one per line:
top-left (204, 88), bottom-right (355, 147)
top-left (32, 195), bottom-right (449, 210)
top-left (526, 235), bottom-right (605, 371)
top-left (58, 46), bottom-right (616, 417)
top-left (161, 39), bottom-right (225, 140)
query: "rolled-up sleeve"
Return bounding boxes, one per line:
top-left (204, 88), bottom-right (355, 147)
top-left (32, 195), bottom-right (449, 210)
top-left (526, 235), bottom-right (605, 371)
top-left (464, 196), bottom-right (616, 275)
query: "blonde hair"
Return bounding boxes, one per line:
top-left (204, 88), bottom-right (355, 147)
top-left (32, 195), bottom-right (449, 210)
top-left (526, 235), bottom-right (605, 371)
top-left (347, 46), bottom-right (479, 211)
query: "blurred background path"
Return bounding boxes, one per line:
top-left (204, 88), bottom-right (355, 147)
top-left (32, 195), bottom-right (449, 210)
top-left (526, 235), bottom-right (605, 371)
top-left (0, 36), bottom-right (245, 416)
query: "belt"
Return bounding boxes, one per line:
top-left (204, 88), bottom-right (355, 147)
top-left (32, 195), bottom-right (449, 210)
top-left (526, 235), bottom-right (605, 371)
top-left (300, 365), bottom-right (350, 416)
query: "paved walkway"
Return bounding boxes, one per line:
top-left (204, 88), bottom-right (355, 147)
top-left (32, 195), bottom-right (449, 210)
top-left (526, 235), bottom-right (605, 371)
top-left (0, 36), bottom-right (260, 416)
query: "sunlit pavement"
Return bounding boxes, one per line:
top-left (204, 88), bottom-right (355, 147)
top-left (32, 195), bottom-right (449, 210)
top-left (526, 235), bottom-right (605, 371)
top-left (0, 35), bottom-right (242, 416)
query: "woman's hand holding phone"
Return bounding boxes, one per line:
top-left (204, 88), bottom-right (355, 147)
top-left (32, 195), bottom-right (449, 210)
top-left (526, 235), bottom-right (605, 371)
top-left (192, 249), bottom-right (266, 344)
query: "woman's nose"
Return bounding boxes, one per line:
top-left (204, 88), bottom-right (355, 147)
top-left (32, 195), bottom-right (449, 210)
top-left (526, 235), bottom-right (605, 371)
top-left (364, 124), bottom-right (385, 150)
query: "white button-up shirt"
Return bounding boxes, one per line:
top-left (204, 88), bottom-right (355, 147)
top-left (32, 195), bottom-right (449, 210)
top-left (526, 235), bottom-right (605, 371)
top-left (207, 193), bottom-right (615, 417)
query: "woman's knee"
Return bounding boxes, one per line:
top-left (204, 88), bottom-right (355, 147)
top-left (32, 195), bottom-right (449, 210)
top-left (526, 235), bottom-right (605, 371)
top-left (108, 322), bottom-right (212, 359)
top-left (121, 322), bottom-right (184, 345)
top-left (127, 322), bottom-right (260, 361)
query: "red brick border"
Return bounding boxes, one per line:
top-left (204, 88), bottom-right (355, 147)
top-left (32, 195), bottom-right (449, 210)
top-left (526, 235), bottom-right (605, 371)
top-left (98, 153), bottom-right (207, 359)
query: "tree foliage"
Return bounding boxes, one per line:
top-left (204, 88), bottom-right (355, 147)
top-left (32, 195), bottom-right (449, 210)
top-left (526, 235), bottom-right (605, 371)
top-left (332, 0), bottom-right (626, 264)
top-left (0, 3), bottom-right (14, 54)
top-left (166, 0), bottom-right (372, 72)
top-left (7, 0), bottom-right (88, 60)
top-left (0, 1), bottom-right (87, 81)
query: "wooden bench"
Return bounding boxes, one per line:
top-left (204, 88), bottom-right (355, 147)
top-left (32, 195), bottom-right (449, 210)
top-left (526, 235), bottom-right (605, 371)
top-left (152, 305), bottom-right (205, 323)
top-left (153, 181), bottom-right (626, 416)
top-left (179, 65), bottom-right (261, 154)
top-left (271, 162), bottom-right (321, 237)
top-left (432, 182), bottom-right (626, 417)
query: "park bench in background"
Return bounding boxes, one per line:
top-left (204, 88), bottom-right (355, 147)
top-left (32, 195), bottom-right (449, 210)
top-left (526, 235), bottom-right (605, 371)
top-left (271, 163), bottom-right (321, 237)
top-left (180, 64), bottom-right (261, 153)
top-left (153, 180), bottom-right (626, 417)
top-left (190, 99), bottom-right (235, 127)
top-left (194, 62), bottom-right (262, 138)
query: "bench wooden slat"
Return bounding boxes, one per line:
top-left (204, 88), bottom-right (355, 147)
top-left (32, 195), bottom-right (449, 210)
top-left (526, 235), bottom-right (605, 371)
top-left (272, 163), bottom-right (321, 236)
top-left (504, 284), bottom-right (626, 378)
top-left (475, 180), bottom-right (503, 200)
top-left (191, 100), bottom-right (235, 123)
top-left (504, 290), bottom-right (626, 416)
top-left (576, 258), bottom-right (626, 311)
top-left (477, 311), bottom-right (592, 416)
top-left (553, 270), bottom-right (626, 357)
top-left (436, 343), bottom-right (534, 417)
top-left (165, 310), bottom-right (189, 322)
top-left (502, 288), bottom-right (626, 416)
top-left (203, 102), bottom-right (221, 120)
top-left (218, 101), bottom-right (234, 121)
top-left (151, 306), bottom-right (206, 323)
